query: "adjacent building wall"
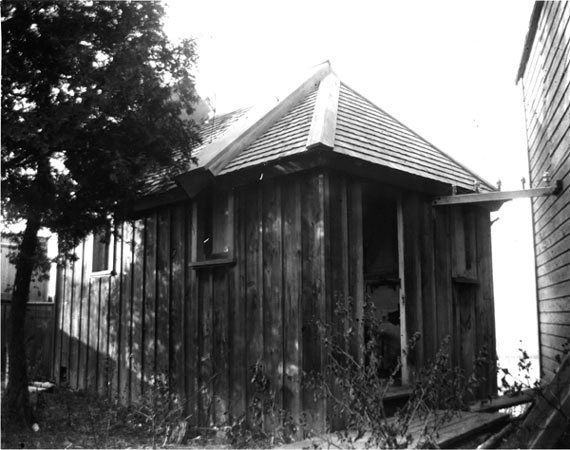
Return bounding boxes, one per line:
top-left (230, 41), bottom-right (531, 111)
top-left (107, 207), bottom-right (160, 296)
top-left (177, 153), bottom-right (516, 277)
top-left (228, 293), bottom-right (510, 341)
top-left (518, 1), bottom-right (570, 382)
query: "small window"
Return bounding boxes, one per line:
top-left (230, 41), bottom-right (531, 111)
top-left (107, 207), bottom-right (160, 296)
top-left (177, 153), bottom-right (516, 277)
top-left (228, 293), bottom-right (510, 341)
top-left (195, 188), bottom-right (233, 261)
top-left (92, 228), bottom-right (111, 272)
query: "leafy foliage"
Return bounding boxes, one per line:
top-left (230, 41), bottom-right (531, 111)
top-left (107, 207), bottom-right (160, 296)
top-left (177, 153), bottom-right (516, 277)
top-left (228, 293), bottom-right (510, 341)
top-left (1, 0), bottom-right (201, 253)
top-left (131, 374), bottom-right (189, 449)
top-left (1, 0), bottom-right (201, 425)
top-left (225, 297), bottom-right (492, 449)
top-left (310, 297), bottom-right (487, 448)
top-left (227, 362), bottom-right (299, 448)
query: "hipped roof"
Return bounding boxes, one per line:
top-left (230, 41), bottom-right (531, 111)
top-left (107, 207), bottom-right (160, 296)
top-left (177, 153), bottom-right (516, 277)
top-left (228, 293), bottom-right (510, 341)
top-left (148, 61), bottom-right (494, 198)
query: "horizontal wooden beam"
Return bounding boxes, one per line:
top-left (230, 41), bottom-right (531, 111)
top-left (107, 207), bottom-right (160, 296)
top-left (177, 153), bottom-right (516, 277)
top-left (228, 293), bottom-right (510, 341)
top-left (433, 181), bottom-right (562, 206)
top-left (189, 257), bottom-right (236, 269)
top-left (469, 387), bottom-right (535, 413)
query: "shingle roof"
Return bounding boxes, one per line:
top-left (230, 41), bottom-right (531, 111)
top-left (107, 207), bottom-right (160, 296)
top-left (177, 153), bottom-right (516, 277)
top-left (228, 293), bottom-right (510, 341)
top-left (148, 62), bottom-right (494, 197)
top-left (334, 83), bottom-right (488, 190)
top-left (144, 107), bottom-right (250, 195)
top-left (220, 86), bottom-right (318, 174)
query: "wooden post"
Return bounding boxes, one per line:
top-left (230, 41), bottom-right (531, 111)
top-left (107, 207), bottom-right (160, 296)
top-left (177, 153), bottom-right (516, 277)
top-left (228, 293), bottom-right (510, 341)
top-left (396, 196), bottom-right (409, 385)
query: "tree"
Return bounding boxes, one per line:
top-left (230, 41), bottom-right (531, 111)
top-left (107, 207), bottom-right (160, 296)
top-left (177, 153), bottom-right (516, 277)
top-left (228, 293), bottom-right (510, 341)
top-left (1, 1), bottom-right (201, 425)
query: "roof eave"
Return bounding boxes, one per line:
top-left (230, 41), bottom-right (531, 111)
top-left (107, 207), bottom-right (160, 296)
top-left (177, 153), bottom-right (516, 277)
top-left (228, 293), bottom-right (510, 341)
top-left (516, 1), bottom-right (545, 83)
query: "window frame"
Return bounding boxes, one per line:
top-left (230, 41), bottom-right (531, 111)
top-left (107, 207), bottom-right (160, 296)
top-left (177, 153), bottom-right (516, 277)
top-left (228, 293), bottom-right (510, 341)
top-left (190, 187), bottom-right (235, 268)
top-left (90, 227), bottom-right (116, 277)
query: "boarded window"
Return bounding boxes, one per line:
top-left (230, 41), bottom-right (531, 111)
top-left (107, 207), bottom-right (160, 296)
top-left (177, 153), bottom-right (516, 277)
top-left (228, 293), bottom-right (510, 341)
top-left (92, 229), bottom-right (111, 272)
top-left (451, 207), bottom-right (477, 280)
top-left (195, 189), bottom-right (233, 261)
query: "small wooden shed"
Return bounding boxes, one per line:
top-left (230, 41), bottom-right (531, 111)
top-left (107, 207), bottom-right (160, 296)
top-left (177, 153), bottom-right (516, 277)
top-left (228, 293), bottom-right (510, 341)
top-left (54, 62), bottom-right (497, 428)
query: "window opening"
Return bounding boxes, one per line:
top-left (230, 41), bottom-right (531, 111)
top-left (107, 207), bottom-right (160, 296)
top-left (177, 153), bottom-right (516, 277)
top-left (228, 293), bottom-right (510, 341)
top-left (195, 188), bottom-right (233, 261)
top-left (92, 228), bottom-right (111, 272)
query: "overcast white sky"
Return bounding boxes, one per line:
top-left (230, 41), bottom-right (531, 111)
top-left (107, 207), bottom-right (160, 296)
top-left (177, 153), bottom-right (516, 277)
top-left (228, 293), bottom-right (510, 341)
top-left (164, 1), bottom-right (539, 363)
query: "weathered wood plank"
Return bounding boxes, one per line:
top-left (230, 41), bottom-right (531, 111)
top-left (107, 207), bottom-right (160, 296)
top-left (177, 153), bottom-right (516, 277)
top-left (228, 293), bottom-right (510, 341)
top-left (156, 208), bottom-right (170, 378)
top-left (108, 234), bottom-right (121, 398)
top-left (538, 296), bottom-right (570, 313)
top-left (450, 208), bottom-right (464, 279)
top-left (262, 179), bottom-right (284, 418)
top-left (397, 196), bottom-right (410, 384)
top-left (527, 27), bottom-right (570, 160)
top-left (78, 239), bottom-right (92, 390)
top-left (540, 332), bottom-right (570, 354)
top-left (347, 180), bottom-right (364, 364)
top-left (403, 193), bottom-right (423, 373)
top-left (87, 276), bottom-right (99, 391)
top-left (455, 283), bottom-right (476, 379)
top-left (244, 185), bottom-right (263, 420)
top-left (53, 264), bottom-right (64, 383)
top-left (199, 270), bottom-right (213, 426)
top-left (515, 353), bottom-right (570, 448)
top-left (539, 321), bottom-right (570, 339)
top-left (230, 191), bottom-right (247, 419)
top-left (282, 178), bottom-right (303, 433)
top-left (119, 222), bottom-right (133, 403)
top-left (170, 205), bottom-right (185, 401)
top-left (434, 208), bottom-right (453, 359)
top-left (420, 198), bottom-right (437, 362)
top-left (327, 173), bottom-right (350, 424)
top-left (212, 267), bottom-right (229, 424)
top-left (97, 276), bottom-right (110, 394)
top-left (143, 213), bottom-right (157, 394)
top-left (130, 218), bottom-right (145, 403)
top-left (540, 343), bottom-right (567, 362)
top-left (301, 172), bottom-right (326, 432)
top-left (540, 311), bottom-right (570, 325)
top-left (186, 202), bottom-right (199, 424)
top-left (538, 279), bottom-right (570, 301)
top-left (536, 226), bottom-right (570, 267)
top-left (537, 261), bottom-right (570, 288)
top-left (536, 218), bottom-right (570, 264)
top-left (70, 243), bottom-right (84, 389)
top-left (529, 66), bottom-right (570, 172)
top-left (475, 208), bottom-right (497, 395)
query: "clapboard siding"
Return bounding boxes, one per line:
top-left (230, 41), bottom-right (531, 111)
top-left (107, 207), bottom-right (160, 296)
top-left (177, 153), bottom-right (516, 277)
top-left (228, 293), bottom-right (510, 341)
top-left (520, 1), bottom-right (570, 383)
top-left (55, 169), bottom-right (496, 428)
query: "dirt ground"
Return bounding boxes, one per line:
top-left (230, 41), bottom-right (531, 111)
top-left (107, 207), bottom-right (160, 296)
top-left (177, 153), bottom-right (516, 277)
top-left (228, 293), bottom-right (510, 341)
top-left (1, 387), bottom-right (228, 449)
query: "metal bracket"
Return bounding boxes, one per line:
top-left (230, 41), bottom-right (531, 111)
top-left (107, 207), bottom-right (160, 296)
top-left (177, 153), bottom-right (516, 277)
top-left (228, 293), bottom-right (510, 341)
top-left (433, 180), bottom-right (562, 206)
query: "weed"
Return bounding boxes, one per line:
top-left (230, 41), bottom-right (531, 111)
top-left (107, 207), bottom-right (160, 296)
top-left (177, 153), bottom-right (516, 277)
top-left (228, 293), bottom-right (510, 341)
top-left (130, 373), bottom-right (189, 448)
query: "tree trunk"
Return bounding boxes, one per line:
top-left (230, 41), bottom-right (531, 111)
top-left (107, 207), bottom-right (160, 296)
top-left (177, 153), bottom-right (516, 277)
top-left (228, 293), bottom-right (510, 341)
top-left (4, 214), bottom-right (41, 425)
top-left (4, 155), bottom-right (50, 426)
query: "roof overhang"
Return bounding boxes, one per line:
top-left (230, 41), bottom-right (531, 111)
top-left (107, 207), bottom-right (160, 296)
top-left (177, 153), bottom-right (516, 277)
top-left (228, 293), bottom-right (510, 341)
top-left (516, 1), bottom-right (545, 83)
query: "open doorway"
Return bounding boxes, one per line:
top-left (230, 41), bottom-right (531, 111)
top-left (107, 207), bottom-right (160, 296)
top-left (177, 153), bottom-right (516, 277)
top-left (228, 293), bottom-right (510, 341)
top-left (362, 188), bottom-right (402, 383)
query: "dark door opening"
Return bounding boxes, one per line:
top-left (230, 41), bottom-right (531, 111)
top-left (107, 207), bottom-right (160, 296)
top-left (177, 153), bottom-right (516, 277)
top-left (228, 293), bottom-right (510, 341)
top-left (362, 189), bottom-right (401, 383)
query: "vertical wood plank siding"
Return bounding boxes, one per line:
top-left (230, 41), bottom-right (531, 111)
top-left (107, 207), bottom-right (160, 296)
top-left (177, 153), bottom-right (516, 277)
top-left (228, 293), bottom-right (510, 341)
top-left (521, 2), bottom-right (570, 383)
top-left (54, 170), bottom-right (496, 427)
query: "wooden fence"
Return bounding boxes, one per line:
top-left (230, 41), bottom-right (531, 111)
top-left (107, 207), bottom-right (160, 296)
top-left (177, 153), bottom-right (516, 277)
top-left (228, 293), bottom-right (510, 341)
top-left (1, 301), bottom-right (54, 381)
